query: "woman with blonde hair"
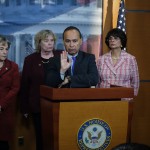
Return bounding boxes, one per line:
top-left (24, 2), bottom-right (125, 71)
top-left (20, 29), bottom-right (59, 150)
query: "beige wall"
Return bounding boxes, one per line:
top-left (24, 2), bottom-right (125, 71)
top-left (103, 0), bottom-right (150, 146)
top-left (126, 0), bottom-right (150, 146)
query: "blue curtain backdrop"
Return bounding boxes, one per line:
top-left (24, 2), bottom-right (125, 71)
top-left (0, 0), bottom-right (102, 71)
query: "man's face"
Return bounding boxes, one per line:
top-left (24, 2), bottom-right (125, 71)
top-left (63, 29), bottom-right (82, 56)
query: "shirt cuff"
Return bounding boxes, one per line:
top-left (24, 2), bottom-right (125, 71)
top-left (60, 73), bottom-right (65, 80)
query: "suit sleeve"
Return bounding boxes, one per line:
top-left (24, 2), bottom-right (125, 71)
top-left (45, 56), bottom-right (63, 88)
top-left (20, 57), bottom-right (31, 113)
top-left (96, 56), bottom-right (102, 88)
top-left (130, 56), bottom-right (139, 96)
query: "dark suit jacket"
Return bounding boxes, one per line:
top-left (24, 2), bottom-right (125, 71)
top-left (45, 51), bottom-right (98, 88)
top-left (20, 51), bottom-right (60, 113)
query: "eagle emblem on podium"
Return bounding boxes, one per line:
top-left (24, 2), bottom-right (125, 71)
top-left (86, 128), bottom-right (103, 144)
top-left (77, 118), bottom-right (111, 150)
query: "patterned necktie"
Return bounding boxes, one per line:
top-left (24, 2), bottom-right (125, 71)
top-left (71, 56), bottom-right (76, 75)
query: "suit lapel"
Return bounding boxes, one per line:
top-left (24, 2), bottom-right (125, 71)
top-left (105, 58), bottom-right (117, 75)
top-left (73, 51), bottom-right (82, 75)
top-left (114, 51), bottom-right (127, 70)
top-left (104, 52), bottom-right (117, 75)
top-left (104, 51), bottom-right (126, 75)
top-left (114, 57), bottom-right (126, 70)
top-left (0, 59), bottom-right (11, 78)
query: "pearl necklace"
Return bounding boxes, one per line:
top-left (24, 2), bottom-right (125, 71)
top-left (41, 60), bottom-right (50, 64)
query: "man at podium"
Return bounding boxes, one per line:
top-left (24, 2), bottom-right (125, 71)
top-left (45, 26), bottom-right (98, 88)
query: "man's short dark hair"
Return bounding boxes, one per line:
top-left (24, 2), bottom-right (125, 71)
top-left (63, 26), bottom-right (82, 40)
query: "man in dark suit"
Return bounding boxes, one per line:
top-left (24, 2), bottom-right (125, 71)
top-left (45, 26), bottom-right (98, 88)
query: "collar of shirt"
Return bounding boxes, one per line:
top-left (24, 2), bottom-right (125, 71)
top-left (67, 53), bottom-right (78, 60)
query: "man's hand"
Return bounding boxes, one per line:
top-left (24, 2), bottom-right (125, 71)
top-left (60, 51), bottom-right (72, 73)
top-left (58, 76), bottom-right (71, 88)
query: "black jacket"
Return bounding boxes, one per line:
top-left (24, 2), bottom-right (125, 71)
top-left (45, 51), bottom-right (98, 88)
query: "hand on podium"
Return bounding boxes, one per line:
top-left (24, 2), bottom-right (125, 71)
top-left (58, 76), bottom-right (71, 88)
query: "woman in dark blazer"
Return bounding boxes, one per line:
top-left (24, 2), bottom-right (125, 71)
top-left (0, 35), bottom-right (20, 150)
top-left (20, 29), bottom-right (59, 150)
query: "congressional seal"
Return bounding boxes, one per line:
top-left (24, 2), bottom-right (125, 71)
top-left (77, 118), bottom-right (111, 150)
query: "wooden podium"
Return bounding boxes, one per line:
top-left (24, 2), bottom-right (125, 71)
top-left (40, 86), bottom-right (134, 150)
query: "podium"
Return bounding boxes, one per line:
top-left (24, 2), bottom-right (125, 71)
top-left (40, 86), bottom-right (134, 150)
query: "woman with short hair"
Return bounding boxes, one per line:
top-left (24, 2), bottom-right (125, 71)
top-left (0, 35), bottom-right (20, 150)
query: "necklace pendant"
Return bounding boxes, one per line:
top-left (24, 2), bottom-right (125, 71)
top-left (112, 57), bottom-right (119, 60)
top-left (41, 60), bottom-right (50, 64)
